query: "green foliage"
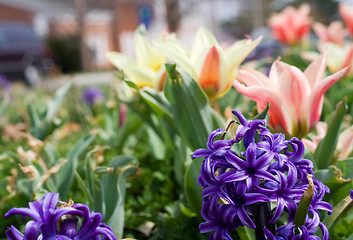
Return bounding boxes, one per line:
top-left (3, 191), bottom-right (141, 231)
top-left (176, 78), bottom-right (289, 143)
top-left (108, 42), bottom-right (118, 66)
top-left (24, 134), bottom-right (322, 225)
top-left (314, 100), bottom-right (347, 169)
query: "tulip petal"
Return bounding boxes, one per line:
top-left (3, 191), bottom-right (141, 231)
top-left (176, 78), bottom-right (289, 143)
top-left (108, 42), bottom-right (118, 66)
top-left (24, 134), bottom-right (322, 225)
top-left (233, 81), bottom-right (291, 134)
top-left (106, 52), bottom-right (156, 87)
top-left (237, 67), bottom-right (273, 88)
top-left (134, 25), bottom-right (164, 71)
top-left (313, 22), bottom-right (330, 42)
top-left (302, 138), bottom-right (317, 153)
top-left (304, 52), bottom-right (328, 89)
top-left (190, 27), bottom-right (219, 63)
top-left (342, 45), bottom-right (353, 71)
top-left (198, 46), bottom-right (221, 89)
top-left (224, 36), bottom-right (262, 70)
top-left (276, 62), bottom-right (310, 123)
top-left (195, 46), bottom-right (229, 100)
top-left (153, 40), bottom-right (198, 80)
top-left (338, 126), bottom-right (353, 159)
top-left (340, 2), bottom-right (353, 36)
top-left (307, 67), bottom-right (348, 130)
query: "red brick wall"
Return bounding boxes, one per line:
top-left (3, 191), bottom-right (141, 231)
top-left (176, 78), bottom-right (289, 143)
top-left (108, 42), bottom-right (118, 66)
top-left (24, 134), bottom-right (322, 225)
top-left (0, 4), bottom-right (34, 23)
top-left (113, 1), bottom-right (140, 51)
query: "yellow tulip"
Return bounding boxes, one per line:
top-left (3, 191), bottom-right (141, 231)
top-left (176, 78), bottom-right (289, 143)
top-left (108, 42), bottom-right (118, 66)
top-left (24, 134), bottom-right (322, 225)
top-left (154, 27), bottom-right (262, 101)
top-left (106, 25), bottom-right (166, 90)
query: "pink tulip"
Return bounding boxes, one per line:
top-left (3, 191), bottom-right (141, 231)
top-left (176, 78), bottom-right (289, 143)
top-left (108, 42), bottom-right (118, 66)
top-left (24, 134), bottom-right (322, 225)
top-left (302, 121), bottom-right (327, 152)
top-left (339, 2), bottom-right (353, 37)
top-left (313, 21), bottom-right (347, 46)
top-left (268, 4), bottom-right (312, 45)
top-left (233, 53), bottom-right (348, 137)
top-left (338, 126), bottom-right (353, 159)
top-left (302, 122), bottom-right (353, 159)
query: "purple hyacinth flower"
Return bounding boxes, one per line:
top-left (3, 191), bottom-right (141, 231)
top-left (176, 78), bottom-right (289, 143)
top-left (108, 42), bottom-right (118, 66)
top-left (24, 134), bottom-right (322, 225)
top-left (0, 74), bottom-right (12, 90)
top-left (5, 192), bottom-right (116, 240)
top-left (194, 110), bottom-right (332, 240)
top-left (200, 195), bottom-right (241, 240)
top-left (81, 87), bottom-right (104, 106)
top-left (223, 143), bottom-right (278, 189)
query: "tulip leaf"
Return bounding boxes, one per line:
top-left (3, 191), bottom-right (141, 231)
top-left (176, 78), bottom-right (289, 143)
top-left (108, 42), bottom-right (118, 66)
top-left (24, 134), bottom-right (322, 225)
top-left (315, 100), bottom-right (347, 169)
top-left (58, 134), bottom-right (95, 198)
top-left (314, 165), bottom-right (351, 194)
top-left (253, 103), bottom-right (270, 122)
top-left (45, 81), bottom-right (73, 120)
top-left (323, 193), bottom-right (353, 234)
top-left (74, 171), bottom-right (94, 205)
top-left (164, 63), bottom-right (215, 214)
top-left (173, 136), bottom-right (192, 187)
top-left (102, 155), bottom-right (139, 239)
top-left (336, 158), bottom-right (353, 179)
top-left (126, 96), bottom-right (175, 151)
top-left (184, 158), bottom-right (203, 214)
top-left (103, 155), bottom-right (139, 220)
top-left (164, 63), bottom-right (214, 150)
top-left (117, 72), bottom-right (174, 126)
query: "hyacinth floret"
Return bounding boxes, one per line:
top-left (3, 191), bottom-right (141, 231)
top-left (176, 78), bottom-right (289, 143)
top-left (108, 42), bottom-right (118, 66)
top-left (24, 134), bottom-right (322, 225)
top-left (5, 192), bottom-right (116, 240)
top-left (193, 111), bottom-right (332, 240)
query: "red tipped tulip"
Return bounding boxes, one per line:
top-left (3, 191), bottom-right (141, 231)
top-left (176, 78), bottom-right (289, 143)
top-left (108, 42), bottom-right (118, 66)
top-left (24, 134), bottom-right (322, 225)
top-left (233, 54), bottom-right (348, 137)
top-left (340, 2), bottom-right (353, 37)
top-left (268, 4), bottom-right (311, 45)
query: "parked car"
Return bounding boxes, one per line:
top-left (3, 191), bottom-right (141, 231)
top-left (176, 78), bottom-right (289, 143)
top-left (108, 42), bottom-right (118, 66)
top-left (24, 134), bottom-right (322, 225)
top-left (0, 22), bottom-right (52, 86)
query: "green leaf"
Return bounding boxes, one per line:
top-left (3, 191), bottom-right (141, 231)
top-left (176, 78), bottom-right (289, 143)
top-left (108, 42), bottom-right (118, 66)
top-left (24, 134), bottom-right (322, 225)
top-left (58, 134), bottom-right (95, 198)
top-left (45, 81), bottom-right (73, 120)
top-left (184, 158), bottom-right (203, 214)
top-left (164, 63), bottom-right (214, 150)
top-left (253, 103), bottom-right (270, 122)
top-left (323, 193), bottom-right (353, 234)
top-left (236, 226), bottom-right (256, 240)
top-left (314, 165), bottom-right (351, 194)
top-left (27, 104), bottom-right (41, 129)
top-left (102, 155), bottom-right (139, 239)
top-left (116, 72), bottom-right (174, 126)
top-left (293, 175), bottom-right (314, 229)
top-left (103, 155), bottom-right (138, 220)
top-left (174, 137), bottom-right (192, 186)
top-left (336, 158), bottom-right (353, 179)
top-left (74, 171), bottom-right (93, 205)
top-left (147, 126), bottom-right (166, 160)
top-left (315, 100), bottom-right (347, 169)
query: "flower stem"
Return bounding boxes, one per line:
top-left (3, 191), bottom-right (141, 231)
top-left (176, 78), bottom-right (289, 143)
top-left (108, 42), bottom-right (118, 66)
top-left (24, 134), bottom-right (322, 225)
top-left (253, 202), bottom-right (275, 240)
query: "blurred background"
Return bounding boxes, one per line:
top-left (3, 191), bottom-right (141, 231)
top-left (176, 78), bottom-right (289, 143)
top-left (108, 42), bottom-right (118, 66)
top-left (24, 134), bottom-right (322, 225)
top-left (0, 0), bottom-right (345, 86)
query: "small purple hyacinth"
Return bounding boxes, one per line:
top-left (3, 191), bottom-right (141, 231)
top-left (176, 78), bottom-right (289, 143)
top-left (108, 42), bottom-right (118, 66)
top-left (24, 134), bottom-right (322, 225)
top-left (0, 74), bottom-right (12, 90)
top-left (0, 74), bottom-right (12, 101)
top-left (81, 87), bottom-right (105, 106)
top-left (193, 111), bottom-right (332, 240)
top-left (5, 192), bottom-right (116, 240)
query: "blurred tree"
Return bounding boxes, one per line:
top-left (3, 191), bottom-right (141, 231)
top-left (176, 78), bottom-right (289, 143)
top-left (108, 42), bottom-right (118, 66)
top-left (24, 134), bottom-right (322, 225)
top-left (47, 0), bottom-right (116, 71)
top-left (165, 0), bottom-right (181, 33)
top-left (290, 0), bottom-right (339, 24)
top-left (220, 0), bottom-right (275, 38)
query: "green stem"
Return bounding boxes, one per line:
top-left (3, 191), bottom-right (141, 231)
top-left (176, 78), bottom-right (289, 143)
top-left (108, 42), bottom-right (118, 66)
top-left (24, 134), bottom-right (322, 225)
top-left (253, 202), bottom-right (275, 240)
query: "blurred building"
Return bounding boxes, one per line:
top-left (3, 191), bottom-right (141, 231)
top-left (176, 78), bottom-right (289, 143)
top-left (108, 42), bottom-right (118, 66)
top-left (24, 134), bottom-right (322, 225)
top-left (0, 0), bottom-right (276, 71)
top-left (0, 0), bottom-right (153, 71)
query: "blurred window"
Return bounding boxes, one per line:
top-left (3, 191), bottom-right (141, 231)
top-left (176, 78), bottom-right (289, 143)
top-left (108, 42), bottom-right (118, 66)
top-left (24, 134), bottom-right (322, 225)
top-left (0, 25), bottom-right (41, 48)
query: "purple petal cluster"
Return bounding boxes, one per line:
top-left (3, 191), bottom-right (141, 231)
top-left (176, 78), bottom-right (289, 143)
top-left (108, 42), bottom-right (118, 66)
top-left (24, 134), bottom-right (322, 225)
top-left (5, 192), bottom-right (116, 240)
top-left (81, 87), bottom-right (105, 106)
top-left (193, 111), bottom-right (331, 240)
top-left (0, 74), bottom-right (11, 90)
